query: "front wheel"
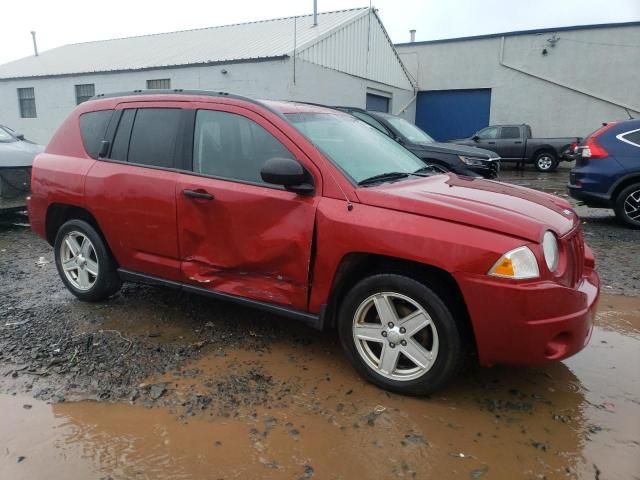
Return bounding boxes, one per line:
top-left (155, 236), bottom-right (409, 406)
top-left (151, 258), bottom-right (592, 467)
top-left (54, 219), bottom-right (122, 301)
top-left (534, 152), bottom-right (559, 172)
top-left (338, 274), bottom-right (464, 395)
top-left (614, 183), bottom-right (640, 229)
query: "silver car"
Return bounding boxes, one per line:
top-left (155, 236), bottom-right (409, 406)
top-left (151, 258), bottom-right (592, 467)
top-left (0, 125), bottom-right (44, 212)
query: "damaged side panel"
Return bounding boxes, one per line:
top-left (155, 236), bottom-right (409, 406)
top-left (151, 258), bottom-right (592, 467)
top-left (176, 173), bottom-right (317, 310)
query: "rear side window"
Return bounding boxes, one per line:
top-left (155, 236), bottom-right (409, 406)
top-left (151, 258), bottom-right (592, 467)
top-left (193, 110), bottom-right (294, 184)
top-left (619, 129), bottom-right (640, 147)
top-left (500, 126), bottom-right (520, 139)
top-left (127, 108), bottom-right (182, 168)
top-left (79, 110), bottom-right (113, 159)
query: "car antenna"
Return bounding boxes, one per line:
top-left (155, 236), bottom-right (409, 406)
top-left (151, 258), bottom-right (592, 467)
top-left (326, 168), bottom-right (354, 211)
top-left (624, 108), bottom-right (634, 120)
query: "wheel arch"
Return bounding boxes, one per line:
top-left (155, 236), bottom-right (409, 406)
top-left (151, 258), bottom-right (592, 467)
top-left (44, 204), bottom-right (115, 263)
top-left (610, 174), bottom-right (640, 203)
top-left (323, 252), bottom-right (477, 355)
top-left (530, 146), bottom-right (558, 161)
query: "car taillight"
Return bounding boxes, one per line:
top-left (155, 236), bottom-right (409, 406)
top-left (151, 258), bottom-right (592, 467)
top-left (582, 137), bottom-right (608, 158)
top-left (581, 122), bottom-right (616, 159)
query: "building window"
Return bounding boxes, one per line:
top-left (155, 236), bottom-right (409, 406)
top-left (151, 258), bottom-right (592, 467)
top-left (146, 78), bottom-right (171, 89)
top-left (17, 88), bottom-right (37, 118)
top-left (75, 84), bottom-right (95, 105)
top-left (366, 92), bottom-right (390, 113)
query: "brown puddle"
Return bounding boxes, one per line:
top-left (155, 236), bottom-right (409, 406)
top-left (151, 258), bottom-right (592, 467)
top-left (2, 294), bottom-right (639, 480)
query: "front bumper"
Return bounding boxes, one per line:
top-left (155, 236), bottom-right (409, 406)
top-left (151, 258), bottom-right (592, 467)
top-left (455, 267), bottom-right (599, 367)
top-left (468, 159), bottom-right (501, 179)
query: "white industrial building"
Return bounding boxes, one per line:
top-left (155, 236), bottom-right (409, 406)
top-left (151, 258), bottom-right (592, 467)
top-left (396, 22), bottom-right (640, 141)
top-left (0, 8), bottom-right (415, 144)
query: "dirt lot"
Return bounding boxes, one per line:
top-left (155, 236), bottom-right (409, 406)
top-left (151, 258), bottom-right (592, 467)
top-left (1, 167), bottom-right (639, 479)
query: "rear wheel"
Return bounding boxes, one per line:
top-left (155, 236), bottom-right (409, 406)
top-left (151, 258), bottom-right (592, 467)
top-left (338, 274), bottom-right (464, 395)
top-left (54, 219), bottom-right (122, 301)
top-left (614, 183), bottom-right (640, 229)
top-left (534, 152), bottom-right (559, 172)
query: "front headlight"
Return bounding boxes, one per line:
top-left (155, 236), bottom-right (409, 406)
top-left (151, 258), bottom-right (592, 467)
top-left (458, 155), bottom-right (486, 166)
top-left (488, 246), bottom-right (540, 279)
top-left (542, 231), bottom-right (559, 272)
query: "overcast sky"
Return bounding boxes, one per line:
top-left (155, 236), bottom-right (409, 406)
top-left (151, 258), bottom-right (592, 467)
top-left (1, 0), bottom-right (639, 65)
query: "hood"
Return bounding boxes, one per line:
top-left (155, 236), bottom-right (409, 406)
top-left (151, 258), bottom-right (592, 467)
top-left (0, 141), bottom-right (44, 168)
top-left (355, 174), bottom-right (577, 242)
top-left (408, 141), bottom-right (498, 159)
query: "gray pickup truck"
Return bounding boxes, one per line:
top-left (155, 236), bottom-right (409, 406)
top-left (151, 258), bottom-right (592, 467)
top-left (450, 124), bottom-right (580, 172)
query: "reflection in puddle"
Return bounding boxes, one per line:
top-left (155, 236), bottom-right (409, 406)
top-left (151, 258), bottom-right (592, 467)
top-left (1, 295), bottom-right (639, 480)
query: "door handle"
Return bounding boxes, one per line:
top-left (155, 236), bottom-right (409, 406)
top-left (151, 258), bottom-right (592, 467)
top-left (183, 189), bottom-right (214, 200)
top-left (488, 141), bottom-right (496, 144)
top-left (514, 141), bottom-right (522, 144)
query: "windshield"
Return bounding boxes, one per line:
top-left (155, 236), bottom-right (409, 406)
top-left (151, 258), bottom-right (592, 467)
top-left (287, 113), bottom-right (426, 184)
top-left (386, 117), bottom-right (434, 144)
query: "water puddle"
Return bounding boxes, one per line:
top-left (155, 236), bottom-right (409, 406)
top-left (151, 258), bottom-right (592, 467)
top-left (1, 294), bottom-right (638, 480)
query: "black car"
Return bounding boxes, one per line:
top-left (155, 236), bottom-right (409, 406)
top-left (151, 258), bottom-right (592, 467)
top-left (335, 107), bottom-right (500, 178)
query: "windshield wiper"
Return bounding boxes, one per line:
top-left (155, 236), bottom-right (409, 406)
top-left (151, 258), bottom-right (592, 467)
top-left (415, 165), bottom-right (446, 175)
top-left (413, 166), bottom-right (437, 175)
top-left (357, 172), bottom-right (412, 186)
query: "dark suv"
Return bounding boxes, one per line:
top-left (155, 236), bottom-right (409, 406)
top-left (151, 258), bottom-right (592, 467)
top-left (335, 107), bottom-right (500, 178)
top-left (568, 119), bottom-right (640, 228)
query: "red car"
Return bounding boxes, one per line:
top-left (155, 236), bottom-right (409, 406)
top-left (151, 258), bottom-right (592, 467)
top-left (28, 91), bottom-right (599, 395)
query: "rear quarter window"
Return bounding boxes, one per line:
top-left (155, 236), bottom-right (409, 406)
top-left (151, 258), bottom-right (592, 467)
top-left (619, 129), bottom-right (640, 147)
top-left (79, 110), bottom-right (113, 158)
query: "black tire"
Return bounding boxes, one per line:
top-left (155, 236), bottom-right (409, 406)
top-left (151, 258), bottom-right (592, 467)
top-left (337, 274), bottom-right (464, 395)
top-left (54, 219), bottom-right (121, 301)
top-left (534, 151), bottom-right (559, 172)
top-left (614, 183), bottom-right (640, 229)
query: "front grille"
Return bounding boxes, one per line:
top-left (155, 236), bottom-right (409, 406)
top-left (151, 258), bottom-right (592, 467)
top-left (563, 228), bottom-right (585, 287)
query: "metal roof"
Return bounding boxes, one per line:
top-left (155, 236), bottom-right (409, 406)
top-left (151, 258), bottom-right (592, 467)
top-left (0, 8), bottom-right (368, 80)
top-left (395, 21), bottom-right (640, 47)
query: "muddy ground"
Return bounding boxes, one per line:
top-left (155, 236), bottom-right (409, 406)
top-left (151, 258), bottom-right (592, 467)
top-left (1, 167), bottom-right (639, 479)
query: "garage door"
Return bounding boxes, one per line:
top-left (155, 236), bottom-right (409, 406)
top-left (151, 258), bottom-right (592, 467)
top-left (415, 89), bottom-right (491, 141)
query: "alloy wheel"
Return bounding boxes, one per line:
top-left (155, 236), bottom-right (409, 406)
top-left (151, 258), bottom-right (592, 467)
top-left (60, 231), bottom-right (99, 291)
top-left (352, 292), bottom-right (439, 381)
top-left (624, 189), bottom-right (640, 222)
top-left (537, 155), bottom-right (554, 171)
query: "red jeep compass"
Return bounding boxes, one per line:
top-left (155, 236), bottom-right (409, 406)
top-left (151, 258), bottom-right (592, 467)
top-left (28, 91), bottom-right (599, 394)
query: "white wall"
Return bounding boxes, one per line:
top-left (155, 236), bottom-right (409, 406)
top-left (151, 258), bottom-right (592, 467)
top-left (0, 58), bottom-right (414, 144)
top-left (396, 25), bottom-right (640, 138)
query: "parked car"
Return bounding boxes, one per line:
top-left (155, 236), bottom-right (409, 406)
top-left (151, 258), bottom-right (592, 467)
top-left (450, 124), bottom-right (580, 172)
top-left (334, 107), bottom-right (500, 179)
top-left (568, 119), bottom-right (640, 228)
top-left (28, 91), bottom-right (599, 395)
top-left (0, 125), bottom-right (43, 213)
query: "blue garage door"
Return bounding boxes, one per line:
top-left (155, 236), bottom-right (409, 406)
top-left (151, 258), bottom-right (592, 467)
top-left (416, 89), bottom-right (491, 141)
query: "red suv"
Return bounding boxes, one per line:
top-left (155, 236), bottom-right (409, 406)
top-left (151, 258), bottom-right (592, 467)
top-left (28, 91), bottom-right (599, 394)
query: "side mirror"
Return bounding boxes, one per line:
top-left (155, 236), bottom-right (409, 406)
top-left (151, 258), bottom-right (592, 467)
top-left (260, 157), bottom-right (314, 195)
top-left (16, 133), bottom-right (25, 140)
top-left (472, 135), bottom-right (480, 142)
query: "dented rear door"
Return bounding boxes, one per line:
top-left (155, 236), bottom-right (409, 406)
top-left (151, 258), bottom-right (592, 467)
top-left (175, 103), bottom-right (319, 310)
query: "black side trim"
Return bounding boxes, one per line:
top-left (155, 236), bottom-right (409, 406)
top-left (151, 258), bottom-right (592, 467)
top-left (117, 269), bottom-right (324, 330)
